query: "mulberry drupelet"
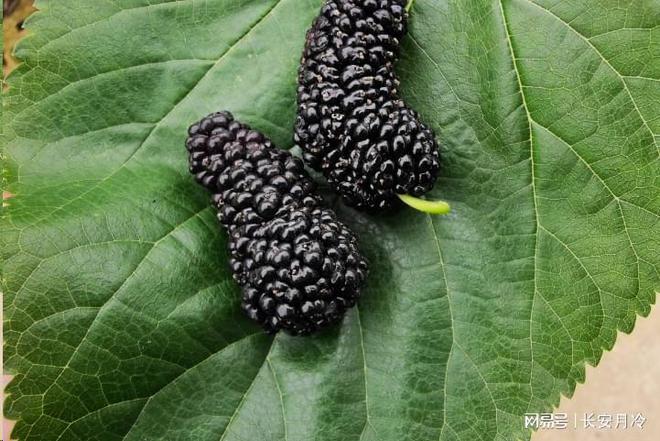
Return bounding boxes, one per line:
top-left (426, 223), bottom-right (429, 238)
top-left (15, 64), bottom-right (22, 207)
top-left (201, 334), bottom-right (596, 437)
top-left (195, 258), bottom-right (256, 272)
top-left (295, 0), bottom-right (450, 213)
top-left (186, 111), bottom-right (368, 335)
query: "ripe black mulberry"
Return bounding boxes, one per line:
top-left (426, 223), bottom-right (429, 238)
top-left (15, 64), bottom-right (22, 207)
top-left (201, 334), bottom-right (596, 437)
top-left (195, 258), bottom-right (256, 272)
top-left (186, 111), bottom-right (368, 335)
top-left (295, 0), bottom-right (442, 210)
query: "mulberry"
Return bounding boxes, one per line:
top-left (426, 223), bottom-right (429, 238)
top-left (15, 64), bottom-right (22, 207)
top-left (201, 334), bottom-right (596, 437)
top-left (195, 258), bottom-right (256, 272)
top-left (295, 0), bottom-right (449, 213)
top-left (186, 111), bottom-right (368, 335)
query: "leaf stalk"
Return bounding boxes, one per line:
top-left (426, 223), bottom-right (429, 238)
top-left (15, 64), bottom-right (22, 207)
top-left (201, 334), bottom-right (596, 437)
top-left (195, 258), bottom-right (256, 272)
top-left (398, 194), bottom-right (451, 215)
top-left (406, 0), bottom-right (416, 13)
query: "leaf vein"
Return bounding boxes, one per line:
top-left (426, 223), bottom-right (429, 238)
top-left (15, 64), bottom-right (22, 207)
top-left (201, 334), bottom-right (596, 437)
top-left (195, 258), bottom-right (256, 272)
top-left (526, 0), bottom-right (659, 153)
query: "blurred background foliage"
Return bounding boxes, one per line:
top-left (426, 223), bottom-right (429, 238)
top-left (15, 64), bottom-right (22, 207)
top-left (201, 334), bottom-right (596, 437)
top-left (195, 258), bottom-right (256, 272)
top-left (3, 0), bottom-right (35, 82)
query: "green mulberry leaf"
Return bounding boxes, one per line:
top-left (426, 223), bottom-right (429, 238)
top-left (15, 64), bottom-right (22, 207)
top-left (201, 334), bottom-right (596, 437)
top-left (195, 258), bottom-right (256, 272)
top-left (2, 0), bottom-right (658, 440)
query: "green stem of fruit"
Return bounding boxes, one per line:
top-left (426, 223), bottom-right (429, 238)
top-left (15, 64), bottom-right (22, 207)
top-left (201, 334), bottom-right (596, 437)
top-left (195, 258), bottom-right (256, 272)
top-left (406, 0), bottom-right (415, 13)
top-left (398, 194), bottom-right (451, 215)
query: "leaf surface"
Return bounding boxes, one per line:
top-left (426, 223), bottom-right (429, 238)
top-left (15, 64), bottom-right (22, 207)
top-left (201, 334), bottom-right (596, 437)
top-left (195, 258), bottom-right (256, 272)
top-left (2, 1), bottom-right (658, 440)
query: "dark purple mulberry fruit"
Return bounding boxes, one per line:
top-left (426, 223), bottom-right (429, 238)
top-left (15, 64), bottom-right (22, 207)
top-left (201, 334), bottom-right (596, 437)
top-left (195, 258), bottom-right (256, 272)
top-left (186, 111), bottom-right (368, 335)
top-left (295, 0), bottom-right (446, 211)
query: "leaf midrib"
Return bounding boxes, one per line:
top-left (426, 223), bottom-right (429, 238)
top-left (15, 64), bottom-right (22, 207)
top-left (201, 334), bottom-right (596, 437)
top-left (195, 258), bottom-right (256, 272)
top-left (498, 0), bottom-right (539, 426)
top-left (427, 215), bottom-right (455, 441)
